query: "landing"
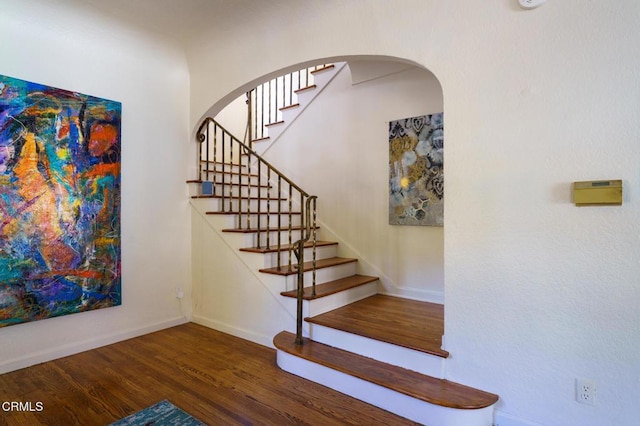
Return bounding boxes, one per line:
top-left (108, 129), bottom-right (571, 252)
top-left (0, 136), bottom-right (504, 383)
top-left (305, 294), bottom-right (448, 358)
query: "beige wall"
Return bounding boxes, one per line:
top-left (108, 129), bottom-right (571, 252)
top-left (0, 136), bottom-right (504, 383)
top-left (186, 1), bottom-right (640, 425)
top-left (0, 0), bottom-right (192, 373)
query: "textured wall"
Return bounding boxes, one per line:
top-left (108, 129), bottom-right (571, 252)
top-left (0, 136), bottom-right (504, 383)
top-left (186, 1), bottom-right (640, 425)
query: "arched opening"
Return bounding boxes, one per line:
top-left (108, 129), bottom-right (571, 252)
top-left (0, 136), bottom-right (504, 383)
top-left (194, 55), bottom-right (445, 304)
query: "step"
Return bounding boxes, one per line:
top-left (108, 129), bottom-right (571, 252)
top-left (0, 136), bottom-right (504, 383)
top-left (222, 225), bottom-right (317, 234)
top-left (265, 120), bottom-right (285, 128)
top-left (251, 136), bottom-right (270, 144)
top-left (206, 210), bottom-right (301, 216)
top-left (280, 274), bottom-right (379, 317)
top-left (310, 64), bottom-right (335, 75)
top-left (240, 241), bottom-right (337, 271)
top-left (294, 85), bottom-right (316, 95)
top-left (280, 274), bottom-right (377, 300)
top-left (220, 226), bottom-right (318, 253)
top-left (279, 103), bottom-right (300, 111)
top-left (259, 256), bottom-right (356, 276)
top-left (208, 181), bottom-right (271, 189)
top-left (306, 294), bottom-right (448, 358)
top-left (241, 240), bottom-right (336, 254)
top-left (202, 169), bottom-right (259, 178)
top-left (191, 194), bottom-right (286, 201)
top-left (198, 160), bottom-right (246, 169)
top-left (274, 331), bottom-right (498, 426)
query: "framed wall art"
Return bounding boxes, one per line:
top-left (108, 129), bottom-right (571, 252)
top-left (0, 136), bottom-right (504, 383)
top-left (389, 113), bottom-right (443, 226)
top-left (0, 74), bottom-right (121, 327)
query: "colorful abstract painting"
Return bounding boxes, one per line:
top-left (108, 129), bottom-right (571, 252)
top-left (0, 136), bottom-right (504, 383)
top-left (389, 113), bottom-right (443, 226)
top-left (0, 75), bottom-right (121, 327)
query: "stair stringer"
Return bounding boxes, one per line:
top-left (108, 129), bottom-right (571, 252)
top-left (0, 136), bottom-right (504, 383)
top-left (254, 63), bottom-right (347, 158)
top-left (190, 197), bottom-right (376, 347)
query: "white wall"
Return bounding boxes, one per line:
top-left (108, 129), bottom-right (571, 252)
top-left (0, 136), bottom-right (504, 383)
top-left (186, 1), bottom-right (640, 425)
top-left (214, 94), bottom-right (249, 143)
top-left (0, 0), bottom-right (191, 373)
top-left (262, 63), bottom-right (444, 302)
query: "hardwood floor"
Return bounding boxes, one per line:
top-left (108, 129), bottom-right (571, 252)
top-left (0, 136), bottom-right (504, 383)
top-left (306, 295), bottom-right (449, 358)
top-left (0, 323), bottom-right (419, 425)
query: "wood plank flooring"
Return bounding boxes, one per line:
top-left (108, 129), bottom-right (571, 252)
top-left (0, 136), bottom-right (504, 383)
top-left (306, 294), bottom-right (449, 358)
top-left (0, 323), bottom-right (419, 426)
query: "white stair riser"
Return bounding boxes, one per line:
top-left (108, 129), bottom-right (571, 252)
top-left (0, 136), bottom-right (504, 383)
top-left (307, 323), bottom-right (445, 379)
top-left (276, 351), bottom-right (494, 426)
top-left (193, 198), bottom-right (297, 213)
top-left (222, 214), bottom-right (302, 229)
top-left (304, 281), bottom-right (377, 318)
top-left (279, 262), bottom-right (357, 291)
top-left (250, 230), bottom-right (319, 249)
top-left (261, 245), bottom-right (336, 269)
top-left (278, 281), bottom-right (378, 329)
top-left (210, 185), bottom-right (273, 198)
top-left (200, 162), bottom-right (244, 172)
top-left (201, 173), bottom-right (260, 186)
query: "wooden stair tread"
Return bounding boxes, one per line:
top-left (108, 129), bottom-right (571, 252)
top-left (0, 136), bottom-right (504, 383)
top-left (280, 274), bottom-right (378, 300)
top-left (191, 195), bottom-right (286, 200)
top-left (240, 240), bottom-right (337, 254)
top-left (311, 64), bottom-right (335, 74)
top-left (279, 103), bottom-right (300, 111)
top-left (294, 85), bottom-right (316, 94)
top-left (203, 169), bottom-right (259, 178)
top-left (222, 225), bottom-right (319, 234)
top-left (206, 210), bottom-right (301, 215)
top-left (209, 181), bottom-right (271, 188)
top-left (259, 256), bottom-right (356, 276)
top-left (265, 120), bottom-right (285, 127)
top-left (274, 331), bottom-right (498, 410)
top-left (305, 294), bottom-right (449, 358)
top-left (251, 136), bottom-right (270, 143)
top-left (199, 160), bottom-right (246, 168)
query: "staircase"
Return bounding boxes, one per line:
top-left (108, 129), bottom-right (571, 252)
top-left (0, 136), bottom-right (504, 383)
top-left (188, 65), bottom-right (498, 425)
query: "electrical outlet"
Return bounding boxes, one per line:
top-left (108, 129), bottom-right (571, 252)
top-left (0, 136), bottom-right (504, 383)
top-left (175, 288), bottom-right (184, 299)
top-left (576, 378), bottom-right (596, 406)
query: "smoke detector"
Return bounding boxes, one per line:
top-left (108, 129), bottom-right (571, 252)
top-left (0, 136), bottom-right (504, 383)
top-left (519, 0), bottom-right (546, 9)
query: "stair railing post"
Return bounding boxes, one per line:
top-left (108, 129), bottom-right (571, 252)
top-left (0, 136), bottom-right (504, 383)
top-left (277, 176), bottom-right (282, 271)
top-left (288, 185), bottom-right (293, 272)
top-left (266, 168), bottom-right (271, 250)
top-left (295, 239), bottom-right (305, 346)
top-left (246, 92), bottom-right (253, 150)
top-left (312, 196), bottom-right (317, 296)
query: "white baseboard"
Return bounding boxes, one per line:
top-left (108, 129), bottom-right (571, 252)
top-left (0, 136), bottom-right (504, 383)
top-left (191, 314), bottom-right (274, 348)
top-left (0, 316), bottom-right (188, 375)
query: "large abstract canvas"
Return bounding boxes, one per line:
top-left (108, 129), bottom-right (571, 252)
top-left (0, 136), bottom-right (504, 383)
top-left (389, 113), bottom-right (443, 226)
top-left (0, 75), bottom-right (121, 327)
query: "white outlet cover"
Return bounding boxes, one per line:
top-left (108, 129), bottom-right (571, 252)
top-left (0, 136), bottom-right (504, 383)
top-left (519, 0), bottom-right (547, 9)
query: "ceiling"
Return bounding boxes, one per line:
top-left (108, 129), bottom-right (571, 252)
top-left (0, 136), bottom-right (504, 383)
top-left (78, 0), bottom-right (281, 43)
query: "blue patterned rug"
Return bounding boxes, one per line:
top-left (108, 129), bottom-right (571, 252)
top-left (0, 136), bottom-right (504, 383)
top-left (110, 400), bottom-right (206, 426)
